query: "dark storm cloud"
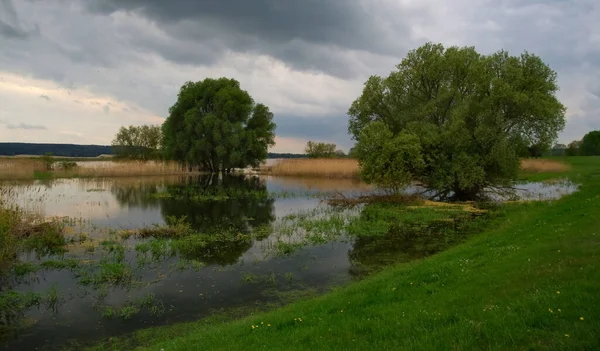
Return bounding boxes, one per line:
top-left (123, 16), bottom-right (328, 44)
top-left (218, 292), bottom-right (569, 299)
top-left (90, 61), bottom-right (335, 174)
top-left (83, 0), bottom-right (412, 78)
top-left (0, 20), bottom-right (28, 39)
top-left (1, 0), bottom-right (599, 148)
top-left (0, 0), bottom-right (38, 39)
top-left (87, 0), bottom-right (386, 52)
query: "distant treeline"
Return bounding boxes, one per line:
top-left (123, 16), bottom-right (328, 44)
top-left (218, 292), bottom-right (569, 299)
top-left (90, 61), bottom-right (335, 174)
top-left (0, 143), bottom-right (306, 159)
top-left (0, 143), bottom-right (114, 157)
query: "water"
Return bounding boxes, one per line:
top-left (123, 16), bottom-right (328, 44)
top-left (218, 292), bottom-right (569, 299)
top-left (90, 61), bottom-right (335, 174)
top-left (0, 175), bottom-right (577, 350)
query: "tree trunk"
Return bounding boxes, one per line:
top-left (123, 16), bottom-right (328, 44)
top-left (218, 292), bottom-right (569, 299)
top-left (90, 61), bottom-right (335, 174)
top-left (451, 187), bottom-right (480, 202)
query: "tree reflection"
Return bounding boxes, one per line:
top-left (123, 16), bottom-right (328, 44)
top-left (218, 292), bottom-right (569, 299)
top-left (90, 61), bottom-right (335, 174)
top-left (111, 174), bottom-right (275, 265)
top-left (347, 207), bottom-right (462, 278)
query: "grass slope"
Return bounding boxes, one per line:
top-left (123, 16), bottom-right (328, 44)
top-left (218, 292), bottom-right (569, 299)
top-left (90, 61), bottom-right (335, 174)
top-left (90, 157), bottom-right (600, 351)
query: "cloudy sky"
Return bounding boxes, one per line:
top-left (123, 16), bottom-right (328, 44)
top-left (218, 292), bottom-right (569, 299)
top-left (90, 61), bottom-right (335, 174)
top-left (1, 0), bottom-right (599, 152)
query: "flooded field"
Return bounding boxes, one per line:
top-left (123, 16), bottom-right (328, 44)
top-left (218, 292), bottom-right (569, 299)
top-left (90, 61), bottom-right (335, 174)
top-left (0, 174), bottom-right (577, 350)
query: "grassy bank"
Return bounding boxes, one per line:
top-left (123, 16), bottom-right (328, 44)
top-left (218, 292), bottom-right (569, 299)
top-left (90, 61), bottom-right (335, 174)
top-left (0, 158), bottom-right (192, 180)
top-left (86, 156), bottom-right (600, 350)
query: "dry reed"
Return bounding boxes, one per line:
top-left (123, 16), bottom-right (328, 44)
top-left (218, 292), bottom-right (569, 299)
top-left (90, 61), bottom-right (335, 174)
top-left (0, 159), bottom-right (45, 180)
top-left (0, 158), bottom-right (193, 180)
top-left (62, 160), bottom-right (187, 178)
top-left (520, 159), bottom-right (571, 173)
top-left (265, 158), bottom-right (360, 179)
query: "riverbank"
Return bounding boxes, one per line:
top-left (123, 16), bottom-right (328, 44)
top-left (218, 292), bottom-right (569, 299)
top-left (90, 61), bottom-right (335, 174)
top-left (85, 156), bottom-right (600, 350)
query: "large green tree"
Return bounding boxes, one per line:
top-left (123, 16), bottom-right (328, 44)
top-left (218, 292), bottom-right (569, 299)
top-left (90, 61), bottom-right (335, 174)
top-left (349, 42), bottom-right (566, 200)
top-left (580, 131), bottom-right (600, 156)
top-left (162, 78), bottom-right (276, 172)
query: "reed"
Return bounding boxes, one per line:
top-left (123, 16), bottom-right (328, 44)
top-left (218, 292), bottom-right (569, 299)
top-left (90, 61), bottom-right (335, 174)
top-left (59, 160), bottom-right (187, 178)
top-left (0, 159), bottom-right (46, 180)
top-left (264, 158), bottom-right (360, 179)
top-left (520, 158), bottom-right (571, 173)
top-left (0, 158), bottom-right (193, 180)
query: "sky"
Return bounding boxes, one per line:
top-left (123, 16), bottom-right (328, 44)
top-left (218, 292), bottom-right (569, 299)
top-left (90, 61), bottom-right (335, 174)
top-left (1, 0), bottom-right (599, 153)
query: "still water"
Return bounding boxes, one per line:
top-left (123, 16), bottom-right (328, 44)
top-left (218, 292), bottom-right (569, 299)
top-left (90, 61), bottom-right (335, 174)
top-left (1, 175), bottom-right (373, 350)
top-left (0, 174), bottom-right (577, 350)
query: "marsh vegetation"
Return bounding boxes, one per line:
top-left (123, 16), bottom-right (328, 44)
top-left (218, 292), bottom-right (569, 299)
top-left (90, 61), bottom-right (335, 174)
top-left (0, 167), bottom-right (579, 350)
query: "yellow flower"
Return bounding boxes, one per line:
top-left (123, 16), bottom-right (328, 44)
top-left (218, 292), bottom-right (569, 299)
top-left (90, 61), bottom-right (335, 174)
top-left (580, 317), bottom-right (584, 321)
top-left (556, 291), bottom-right (560, 294)
top-left (251, 325), bottom-right (255, 329)
top-left (261, 322), bottom-right (264, 325)
top-left (392, 287), bottom-right (397, 291)
top-left (549, 308), bottom-right (553, 313)
top-left (558, 309), bottom-right (561, 312)
top-left (565, 334), bottom-right (569, 337)
top-left (267, 324), bottom-right (271, 327)
top-left (340, 310), bottom-right (344, 313)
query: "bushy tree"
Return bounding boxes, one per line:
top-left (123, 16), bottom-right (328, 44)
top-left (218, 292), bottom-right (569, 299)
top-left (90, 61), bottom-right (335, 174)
top-left (565, 140), bottom-right (582, 156)
top-left (580, 130), bottom-right (600, 156)
top-left (162, 78), bottom-right (276, 172)
top-left (354, 121), bottom-right (425, 192)
top-left (305, 141), bottom-right (337, 158)
top-left (349, 42), bottom-right (566, 200)
top-left (348, 146), bottom-right (358, 159)
top-left (112, 125), bottom-right (162, 160)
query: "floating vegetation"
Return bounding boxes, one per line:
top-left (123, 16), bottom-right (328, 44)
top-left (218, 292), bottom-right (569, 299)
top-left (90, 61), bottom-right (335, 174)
top-left (98, 293), bottom-right (166, 320)
top-left (242, 272), bottom-right (257, 284)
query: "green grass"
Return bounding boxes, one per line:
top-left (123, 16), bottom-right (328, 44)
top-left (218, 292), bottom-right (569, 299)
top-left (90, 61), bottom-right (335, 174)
top-left (0, 206), bottom-right (67, 269)
top-left (86, 156), bottom-right (600, 350)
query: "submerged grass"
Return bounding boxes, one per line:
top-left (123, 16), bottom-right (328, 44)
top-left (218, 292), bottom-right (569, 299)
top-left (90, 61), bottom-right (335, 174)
top-left (0, 204), bottom-right (67, 269)
top-left (83, 157), bottom-right (600, 350)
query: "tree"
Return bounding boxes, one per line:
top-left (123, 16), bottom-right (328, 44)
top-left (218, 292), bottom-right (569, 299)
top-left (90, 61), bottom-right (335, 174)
top-left (348, 146), bottom-right (359, 159)
top-left (580, 130), bottom-right (600, 156)
top-left (527, 142), bottom-right (551, 158)
top-left (565, 140), bottom-right (581, 156)
top-left (349, 42), bottom-right (566, 200)
top-left (354, 121), bottom-right (425, 192)
top-left (162, 78), bottom-right (275, 172)
top-left (305, 141), bottom-right (337, 158)
top-left (112, 125), bottom-right (162, 160)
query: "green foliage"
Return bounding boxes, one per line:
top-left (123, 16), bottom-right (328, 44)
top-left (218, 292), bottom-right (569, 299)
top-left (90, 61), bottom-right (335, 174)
top-left (41, 152), bottom-right (54, 171)
top-left (349, 42), bottom-right (566, 200)
top-left (565, 140), bottom-right (581, 156)
top-left (355, 121), bottom-right (425, 192)
top-left (112, 125), bottom-right (162, 160)
top-left (527, 142), bottom-right (550, 158)
top-left (162, 78), bottom-right (276, 172)
top-left (57, 161), bottom-right (78, 170)
top-left (0, 205), bottom-right (67, 268)
top-left (305, 141), bottom-right (337, 158)
top-left (580, 130), bottom-right (600, 156)
top-left (0, 291), bottom-right (43, 328)
top-left (347, 146), bottom-right (358, 159)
